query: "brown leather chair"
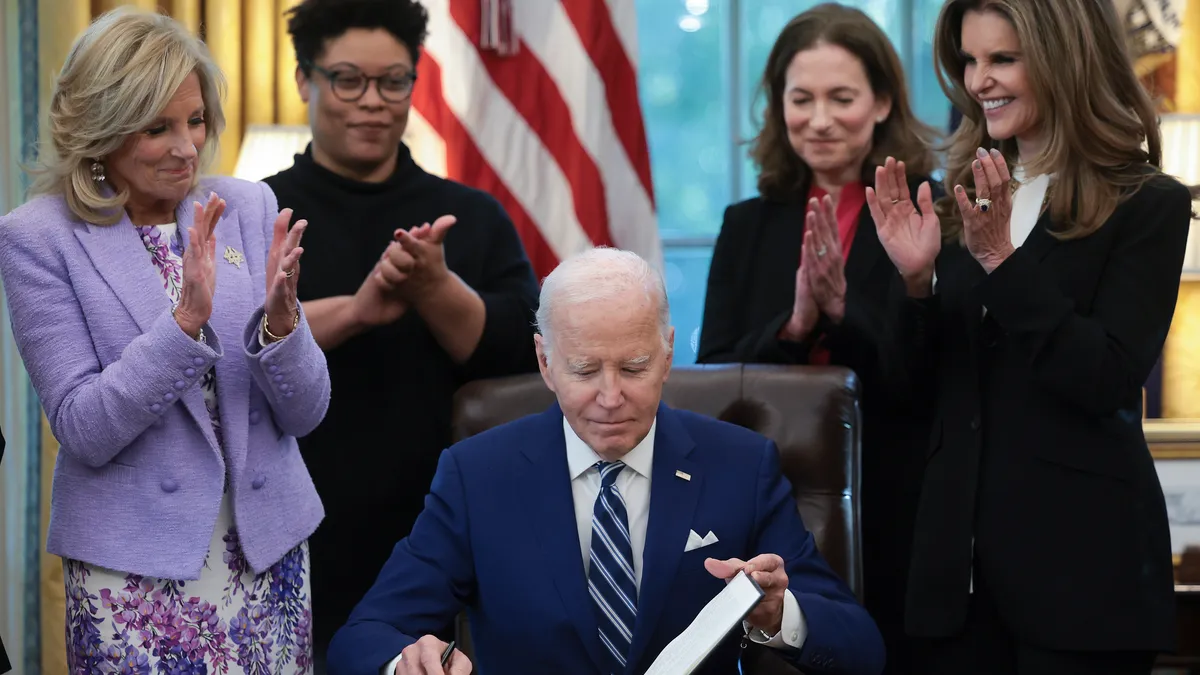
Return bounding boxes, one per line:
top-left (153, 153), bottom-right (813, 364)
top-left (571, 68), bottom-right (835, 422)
top-left (450, 363), bottom-right (864, 672)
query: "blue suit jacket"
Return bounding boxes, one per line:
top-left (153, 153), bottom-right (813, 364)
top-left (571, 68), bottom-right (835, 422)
top-left (328, 403), bottom-right (884, 675)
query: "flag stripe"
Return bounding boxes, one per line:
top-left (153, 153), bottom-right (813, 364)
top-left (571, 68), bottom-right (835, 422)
top-left (601, 0), bottom-right (641, 67)
top-left (514, 0), bottom-right (659, 266)
top-left (447, 0), bottom-right (615, 249)
top-left (559, 0), bottom-right (655, 204)
top-left (405, 0), bottom-right (660, 281)
top-left (418, 0), bottom-right (593, 263)
top-left (412, 53), bottom-right (561, 277)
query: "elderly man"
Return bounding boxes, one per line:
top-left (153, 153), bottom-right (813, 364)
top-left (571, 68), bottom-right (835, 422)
top-left (327, 248), bottom-right (885, 675)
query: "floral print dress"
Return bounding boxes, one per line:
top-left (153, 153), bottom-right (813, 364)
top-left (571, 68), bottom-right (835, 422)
top-left (63, 223), bottom-right (314, 675)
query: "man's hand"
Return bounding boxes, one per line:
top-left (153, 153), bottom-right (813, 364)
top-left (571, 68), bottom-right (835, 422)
top-left (396, 635), bottom-right (472, 674)
top-left (704, 554), bottom-right (788, 636)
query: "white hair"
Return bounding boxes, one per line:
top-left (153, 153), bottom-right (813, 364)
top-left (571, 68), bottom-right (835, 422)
top-left (535, 247), bottom-right (671, 360)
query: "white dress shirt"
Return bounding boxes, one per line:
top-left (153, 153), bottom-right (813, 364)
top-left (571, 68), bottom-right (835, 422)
top-left (382, 417), bottom-right (807, 674)
top-left (561, 418), bottom-right (807, 651)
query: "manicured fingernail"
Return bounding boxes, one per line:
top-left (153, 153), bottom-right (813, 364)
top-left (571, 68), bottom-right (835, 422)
top-left (973, 160), bottom-right (981, 169)
top-left (955, 185), bottom-right (964, 193)
top-left (976, 147), bottom-right (987, 159)
top-left (990, 149), bottom-right (1001, 158)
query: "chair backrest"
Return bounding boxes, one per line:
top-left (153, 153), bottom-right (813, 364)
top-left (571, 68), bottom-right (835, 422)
top-left (451, 363), bottom-right (864, 592)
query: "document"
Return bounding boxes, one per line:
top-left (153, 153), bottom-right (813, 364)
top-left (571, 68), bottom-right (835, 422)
top-left (644, 571), bottom-right (765, 675)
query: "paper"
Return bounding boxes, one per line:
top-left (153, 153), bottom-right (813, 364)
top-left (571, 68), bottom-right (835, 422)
top-left (644, 571), bottom-right (765, 675)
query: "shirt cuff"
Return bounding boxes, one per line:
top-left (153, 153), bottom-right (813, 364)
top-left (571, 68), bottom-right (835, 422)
top-left (381, 653), bottom-right (403, 675)
top-left (743, 590), bottom-right (808, 650)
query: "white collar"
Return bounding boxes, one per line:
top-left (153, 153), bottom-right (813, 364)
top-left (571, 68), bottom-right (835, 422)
top-left (564, 416), bottom-right (656, 480)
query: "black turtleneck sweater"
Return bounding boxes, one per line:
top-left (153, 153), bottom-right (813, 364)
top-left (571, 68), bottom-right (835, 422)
top-left (263, 144), bottom-right (540, 652)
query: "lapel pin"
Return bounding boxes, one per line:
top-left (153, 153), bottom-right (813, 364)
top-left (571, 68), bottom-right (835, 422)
top-left (675, 470), bottom-right (691, 481)
top-left (223, 246), bottom-right (245, 269)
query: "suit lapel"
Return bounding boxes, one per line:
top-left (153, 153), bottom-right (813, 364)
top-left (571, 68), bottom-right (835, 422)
top-left (74, 213), bottom-right (171, 334)
top-left (167, 199), bottom-right (223, 453)
top-left (758, 201), bottom-right (805, 313)
top-left (626, 405), bottom-right (701, 671)
top-left (844, 206), bottom-right (885, 288)
top-left (208, 205), bottom-right (253, 469)
top-left (519, 407), bottom-right (606, 673)
top-left (1018, 210), bottom-right (1058, 263)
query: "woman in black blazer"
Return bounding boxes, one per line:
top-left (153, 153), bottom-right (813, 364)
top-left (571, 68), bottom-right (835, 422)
top-left (697, 5), bottom-right (937, 672)
top-left (863, 0), bottom-right (1189, 672)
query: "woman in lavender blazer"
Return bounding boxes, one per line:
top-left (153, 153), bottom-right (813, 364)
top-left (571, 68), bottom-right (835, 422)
top-left (0, 9), bottom-right (330, 673)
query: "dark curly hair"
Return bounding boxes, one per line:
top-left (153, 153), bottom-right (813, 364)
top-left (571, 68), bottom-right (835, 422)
top-left (286, 0), bottom-right (429, 72)
top-left (750, 3), bottom-right (937, 201)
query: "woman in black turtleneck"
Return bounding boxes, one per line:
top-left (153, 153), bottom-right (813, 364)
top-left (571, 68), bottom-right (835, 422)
top-left (264, 0), bottom-right (539, 663)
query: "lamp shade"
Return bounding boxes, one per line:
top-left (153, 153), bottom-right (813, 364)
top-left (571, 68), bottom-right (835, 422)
top-left (232, 124), bottom-right (313, 182)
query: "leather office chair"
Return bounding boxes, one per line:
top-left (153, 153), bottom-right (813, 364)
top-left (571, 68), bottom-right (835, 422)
top-left (450, 363), bottom-right (864, 673)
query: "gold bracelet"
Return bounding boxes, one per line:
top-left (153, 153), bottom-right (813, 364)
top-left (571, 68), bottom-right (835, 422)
top-left (263, 308), bottom-right (299, 343)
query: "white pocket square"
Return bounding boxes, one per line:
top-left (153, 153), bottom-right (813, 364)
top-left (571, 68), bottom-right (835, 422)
top-left (684, 529), bottom-right (720, 552)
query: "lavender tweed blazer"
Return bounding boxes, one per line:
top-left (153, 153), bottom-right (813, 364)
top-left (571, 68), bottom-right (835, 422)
top-left (0, 176), bottom-right (330, 579)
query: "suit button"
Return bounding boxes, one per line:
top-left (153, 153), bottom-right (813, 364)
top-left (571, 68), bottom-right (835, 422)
top-left (273, 374), bottom-right (283, 382)
top-left (160, 479), bottom-right (179, 493)
top-left (174, 380), bottom-right (187, 390)
top-left (251, 475), bottom-right (266, 490)
top-left (284, 391), bottom-right (294, 398)
top-left (192, 357), bottom-right (205, 367)
top-left (279, 383), bottom-right (289, 392)
top-left (249, 410), bottom-right (261, 424)
top-left (268, 365), bottom-right (279, 374)
top-left (184, 367), bottom-right (196, 377)
top-left (163, 392), bottom-right (175, 402)
top-left (970, 416), bottom-right (981, 431)
top-left (150, 403), bottom-right (162, 414)
top-left (791, 632), bottom-right (799, 643)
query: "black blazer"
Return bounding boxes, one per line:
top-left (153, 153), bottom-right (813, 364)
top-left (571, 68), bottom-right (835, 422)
top-left (889, 173), bottom-right (1190, 651)
top-left (697, 178), bottom-right (937, 636)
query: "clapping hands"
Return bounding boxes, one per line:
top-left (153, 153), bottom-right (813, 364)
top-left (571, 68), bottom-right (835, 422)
top-left (865, 158), bottom-right (941, 295)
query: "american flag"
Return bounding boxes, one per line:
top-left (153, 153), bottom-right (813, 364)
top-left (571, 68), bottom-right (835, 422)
top-left (405, 0), bottom-right (663, 279)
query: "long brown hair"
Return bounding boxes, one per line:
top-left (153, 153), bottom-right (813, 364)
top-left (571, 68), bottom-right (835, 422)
top-left (750, 3), bottom-right (936, 201)
top-left (933, 0), bottom-right (1161, 240)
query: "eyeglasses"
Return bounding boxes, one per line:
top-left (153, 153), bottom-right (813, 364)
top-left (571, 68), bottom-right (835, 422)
top-left (305, 63), bottom-right (417, 103)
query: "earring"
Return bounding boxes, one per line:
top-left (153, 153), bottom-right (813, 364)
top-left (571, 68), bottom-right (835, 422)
top-left (90, 160), bottom-right (106, 183)
top-left (876, 116), bottom-right (886, 124)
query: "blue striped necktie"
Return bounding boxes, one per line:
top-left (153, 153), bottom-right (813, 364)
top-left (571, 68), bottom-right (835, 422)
top-left (589, 460), bottom-right (638, 674)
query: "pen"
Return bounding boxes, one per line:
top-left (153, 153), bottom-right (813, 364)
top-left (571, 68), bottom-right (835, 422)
top-left (440, 640), bottom-right (456, 669)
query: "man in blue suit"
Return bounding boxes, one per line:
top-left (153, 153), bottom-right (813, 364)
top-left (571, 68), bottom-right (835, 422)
top-left (328, 247), bottom-right (885, 675)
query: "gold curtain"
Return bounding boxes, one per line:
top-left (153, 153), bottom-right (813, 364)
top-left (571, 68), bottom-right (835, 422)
top-left (1162, 2), bottom-right (1200, 418)
top-left (36, 0), bottom-right (305, 176)
top-left (34, 2), bottom-right (306, 672)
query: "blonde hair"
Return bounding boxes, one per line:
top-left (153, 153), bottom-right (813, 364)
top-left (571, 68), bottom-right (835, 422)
top-left (29, 7), bottom-right (226, 224)
top-left (933, 0), bottom-right (1160, 241)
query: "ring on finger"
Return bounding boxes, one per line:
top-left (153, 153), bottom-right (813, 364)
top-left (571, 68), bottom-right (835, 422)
top-left (816, 244), bottom-right (828, 258)
top-left (283, 267), bottom-right (296, 278)
top-left (975, 198), bottom-right (992, 213)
